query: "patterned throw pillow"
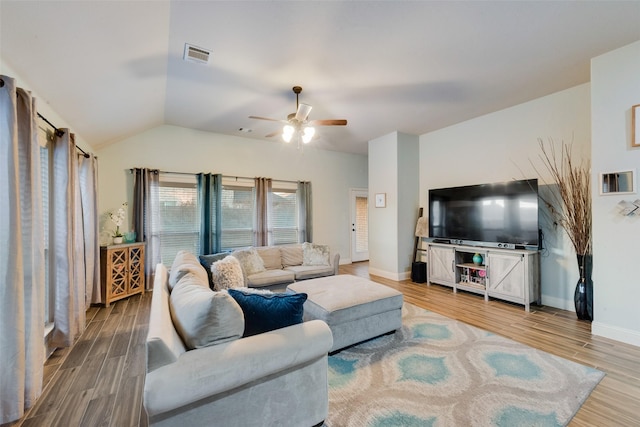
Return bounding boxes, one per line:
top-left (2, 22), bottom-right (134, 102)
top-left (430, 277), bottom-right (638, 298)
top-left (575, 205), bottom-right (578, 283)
top-left (232, 248), bottom-right (266, 277)
top-left (210, 256), bottom-right (244, 291)
top-left (302, 242), bottom-right (330, 266)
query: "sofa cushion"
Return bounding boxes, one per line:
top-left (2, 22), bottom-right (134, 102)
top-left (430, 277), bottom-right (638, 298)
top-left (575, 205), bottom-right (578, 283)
top-left (302, 242), bottom-right (330, 266)
top-left (247, 269), bottom-right (296, 288)
top-left (169, 273), bottom-right (244, 349)
top-left (169, 250), bottom-right (209, 291)
top-left (232, 248), bottom-right (267, 279)
top-left (210, 256), bottom-right (244, 291)
top-left (227, 289), bottom-right (308, 337)
top-left (285, 264), bottom-right (336, 281)
top-left (280, 244), bottom-right (303, 267)
top-left (199, 252), bottom-right (230, 289)
top-left (256, 246), bottom-right (283, 270)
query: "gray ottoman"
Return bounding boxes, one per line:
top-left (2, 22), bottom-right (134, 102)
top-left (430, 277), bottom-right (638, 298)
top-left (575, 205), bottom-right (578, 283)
top-left (287, 275), bottom-right (403, 353)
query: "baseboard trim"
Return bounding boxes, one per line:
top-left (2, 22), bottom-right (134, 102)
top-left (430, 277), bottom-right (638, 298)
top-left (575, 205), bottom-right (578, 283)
top-left (592, 321), bottom-right (640, 348)
top-left (367, 267), bottom-right (410, 281)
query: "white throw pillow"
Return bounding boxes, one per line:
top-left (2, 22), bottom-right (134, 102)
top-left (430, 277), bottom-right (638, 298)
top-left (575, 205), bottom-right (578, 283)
top-left (302, 242), bottom-right (330, 266)
top-left (210, 256), bottom-right (244, 290)
top-left (169, 273), bottom-right (244, 349)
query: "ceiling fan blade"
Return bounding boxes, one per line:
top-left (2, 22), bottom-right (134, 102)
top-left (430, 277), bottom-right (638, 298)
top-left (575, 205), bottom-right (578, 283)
top-left (295, 103), bottom-right (313, 121)
top-left (308, 119), bottom-right (348, 126)
top-left (265, 130), bottom-right (282, 138)
top-left (249, 115), bottom-right (287, 123)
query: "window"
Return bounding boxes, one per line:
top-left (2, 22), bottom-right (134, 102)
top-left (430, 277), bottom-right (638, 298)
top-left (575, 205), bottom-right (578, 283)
top-left (270, 184), bottom-right (298, 245)
top-left (39, 135), bottom-right (54, 327)
top-left (221, 178), bottom-right (255, 250)
top-left (153, 175), bottom-right (307, 258)
top-left (157, 173), bottom-right (200, 266)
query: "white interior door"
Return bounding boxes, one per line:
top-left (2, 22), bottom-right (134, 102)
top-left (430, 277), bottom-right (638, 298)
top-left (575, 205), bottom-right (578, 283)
top-left (350, 189), bottom-right (369, 262)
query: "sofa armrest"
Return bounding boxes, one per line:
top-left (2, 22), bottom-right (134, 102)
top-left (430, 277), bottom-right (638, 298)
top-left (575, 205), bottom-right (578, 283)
top-left (144, 319), bottom-right (333, 416)
top-left (333, 253), bottom-right (340, 275)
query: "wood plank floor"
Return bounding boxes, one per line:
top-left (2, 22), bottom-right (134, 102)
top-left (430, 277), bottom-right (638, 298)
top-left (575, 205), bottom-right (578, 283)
top-left (10, 262), bottom-right (640, 426)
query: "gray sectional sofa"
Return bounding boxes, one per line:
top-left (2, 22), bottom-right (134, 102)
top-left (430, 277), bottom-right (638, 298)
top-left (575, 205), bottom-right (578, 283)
top-left (144, 256), bottom-right (333, 427)
top-left (200, 243), bottom-right (340, 291)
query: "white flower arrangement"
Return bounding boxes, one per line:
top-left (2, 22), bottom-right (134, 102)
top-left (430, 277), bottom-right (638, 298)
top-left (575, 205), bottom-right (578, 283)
top-left (109, 202), bottom-right (127, 237)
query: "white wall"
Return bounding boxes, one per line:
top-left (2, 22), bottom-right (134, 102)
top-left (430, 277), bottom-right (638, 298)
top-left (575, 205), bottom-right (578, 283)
top-left (419, 83), bottom-right (591, 311)
top-left (368, 131), bottom-right (419, 280)
top-left (1, 59), bottom-right (92, 152)
top-left (96, 125), bottom-right (368, 261)
top-left (368, 132), bottom-right (399, 276)
top-left (591, 40), bottom-right (640, 346)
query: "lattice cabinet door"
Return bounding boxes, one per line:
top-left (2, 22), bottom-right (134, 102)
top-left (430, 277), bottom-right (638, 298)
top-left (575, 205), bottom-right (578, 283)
top-left (100, 242), bottom-right (145, 306)
top-left (127, 244), bottom-right (145, 295)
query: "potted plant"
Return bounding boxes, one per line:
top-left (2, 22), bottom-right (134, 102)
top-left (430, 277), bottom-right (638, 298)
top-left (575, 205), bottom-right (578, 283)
top-left (109, 202), bottom-right (127, 245)
top-left (533, 138), bottom-right (592, 320)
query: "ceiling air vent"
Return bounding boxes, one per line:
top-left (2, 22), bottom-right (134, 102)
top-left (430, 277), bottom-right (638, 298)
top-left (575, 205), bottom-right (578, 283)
top-left (183, 43), bottom-right (211, 64)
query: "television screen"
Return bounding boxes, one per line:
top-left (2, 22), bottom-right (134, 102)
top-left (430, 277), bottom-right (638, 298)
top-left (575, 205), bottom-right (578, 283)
top-left (428, 179), bottom-right (539, 249)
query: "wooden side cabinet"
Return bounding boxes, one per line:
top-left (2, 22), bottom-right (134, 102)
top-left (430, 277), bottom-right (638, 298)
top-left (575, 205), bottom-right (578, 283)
top-left (100, 242), bottom-right (145, 306)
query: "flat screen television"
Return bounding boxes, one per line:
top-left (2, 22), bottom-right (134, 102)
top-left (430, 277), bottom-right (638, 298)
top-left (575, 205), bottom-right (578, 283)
top-left (428, 179), bottom-right (539, 250)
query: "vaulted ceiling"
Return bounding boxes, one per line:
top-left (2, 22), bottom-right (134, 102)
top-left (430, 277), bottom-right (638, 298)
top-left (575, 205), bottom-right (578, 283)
top-left (2, 1), bottom-right (639, 154)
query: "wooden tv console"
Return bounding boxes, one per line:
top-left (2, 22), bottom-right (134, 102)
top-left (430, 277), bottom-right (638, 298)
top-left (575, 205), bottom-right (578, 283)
top-left (425, 242), bottom-right (540, 311)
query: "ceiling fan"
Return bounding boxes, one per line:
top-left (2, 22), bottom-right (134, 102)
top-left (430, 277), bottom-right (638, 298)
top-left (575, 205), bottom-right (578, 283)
top-left (249, 86), bottom-right (347, 145)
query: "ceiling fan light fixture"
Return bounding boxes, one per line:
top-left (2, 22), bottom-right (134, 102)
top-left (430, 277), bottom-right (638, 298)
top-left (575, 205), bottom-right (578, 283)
top-left (283, 125), bottom-right (295, 142)
top-left (302, 126), bottom-right (315, 144)
top-left (295, 103), bottom-right (313, 122)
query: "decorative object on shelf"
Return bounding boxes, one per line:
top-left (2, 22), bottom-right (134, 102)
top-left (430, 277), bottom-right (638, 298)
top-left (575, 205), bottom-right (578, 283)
top-left (124, 231), bottom-right (137, 243)
top-left (632, 104), bottom-right (639, 147)
top-left (616, 199), bottom-right (640, 216)
top-left (375, 193), bottom-right (386, 208)
top-left (472, 253), bottom-right (483, 266)
top-left (533, 138), bottom-right (592, 321)
top-left (108, 202), bottom-right (127, 243)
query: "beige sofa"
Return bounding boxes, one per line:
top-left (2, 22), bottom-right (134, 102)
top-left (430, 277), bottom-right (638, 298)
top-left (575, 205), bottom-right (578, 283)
top-left (200, 243), bottom-right (340, 291)
top-left (143, 260), bottom-right (333, 427)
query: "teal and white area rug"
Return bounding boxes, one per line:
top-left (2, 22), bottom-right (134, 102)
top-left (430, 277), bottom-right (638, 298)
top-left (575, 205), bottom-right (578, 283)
top-left (327, 303), bottom-right (604, 427)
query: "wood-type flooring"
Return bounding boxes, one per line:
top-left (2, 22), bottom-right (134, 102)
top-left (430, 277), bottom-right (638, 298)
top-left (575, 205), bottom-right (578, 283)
top-left (9, 262), bottom-right (640, 427)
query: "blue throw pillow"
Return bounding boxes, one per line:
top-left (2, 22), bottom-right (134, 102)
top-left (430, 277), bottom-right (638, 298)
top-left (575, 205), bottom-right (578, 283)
top-left (227, 289), bottom-right (308, 337)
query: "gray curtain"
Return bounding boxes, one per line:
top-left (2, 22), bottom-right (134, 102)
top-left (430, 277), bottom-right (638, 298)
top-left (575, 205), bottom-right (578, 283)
top-left (132, 168), bottom-right (160, 288)
top-left (297, 181), bottom-right (312, 242)
top-left (77, 153), bottom-right (100, 306)
top-left (255, 177), bottom-right (272, 246)
top-left (51, 131), bottom-right (85, 348)
top-left (0, 75), bottom-right (45, 423)
top-left (197, 173), bottom-right (222, 254)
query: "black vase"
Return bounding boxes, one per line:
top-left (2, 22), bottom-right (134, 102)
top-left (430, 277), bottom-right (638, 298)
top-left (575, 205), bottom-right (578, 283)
top-left (574, 254), bottom-right (593, 321)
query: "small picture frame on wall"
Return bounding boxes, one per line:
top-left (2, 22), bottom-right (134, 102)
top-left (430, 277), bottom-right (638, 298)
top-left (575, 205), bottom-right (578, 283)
top-left (375, 193), bottom-right (386, 208)
top-left (633, 104), bottom-right (640, 147)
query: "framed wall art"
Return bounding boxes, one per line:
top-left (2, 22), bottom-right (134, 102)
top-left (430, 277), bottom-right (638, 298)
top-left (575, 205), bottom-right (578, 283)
top-left (375, 193), bottom-right (386, 208)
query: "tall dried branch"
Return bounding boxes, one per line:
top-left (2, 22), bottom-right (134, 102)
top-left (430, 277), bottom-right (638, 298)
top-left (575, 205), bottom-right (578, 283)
top-left (530, 138), bottom-right (592, 256)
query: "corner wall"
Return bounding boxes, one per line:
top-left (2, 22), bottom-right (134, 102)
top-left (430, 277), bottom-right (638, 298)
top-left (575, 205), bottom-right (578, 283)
top-left (419, 84), bottom-right (591, 311)
top-left (591, 40), bottom-right (640, 346)
top-left (368, 132), bottom-right (419, 279)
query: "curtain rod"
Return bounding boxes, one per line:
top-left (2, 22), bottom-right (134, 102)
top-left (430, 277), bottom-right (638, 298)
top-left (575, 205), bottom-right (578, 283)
top-left (36, 113), bottom-right (90, 159)
top-left (129, 168), bottom-right (303, 185)
top-left (1, 77), bottom-right (91, 159)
